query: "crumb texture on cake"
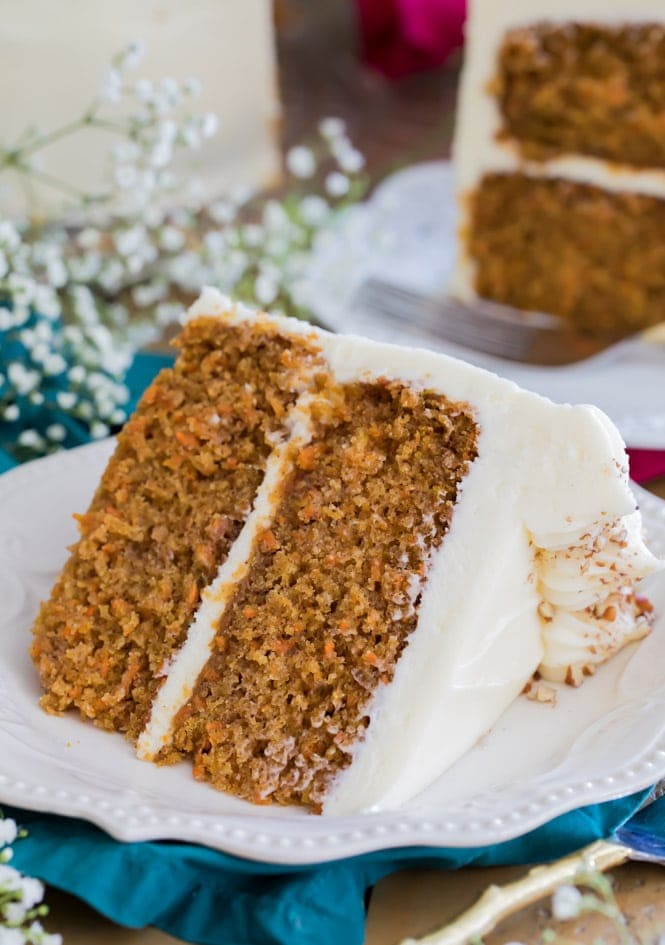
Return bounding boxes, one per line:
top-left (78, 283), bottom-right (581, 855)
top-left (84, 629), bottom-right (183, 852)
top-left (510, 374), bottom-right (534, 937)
top-left (495, 22), bottom-right (665, 168)
top-left (30, 316), bottom-right (325, 738)
top-left (30, 289), bottom-right (663, 814)
top-left (163, 380), bottom-right (478, 810)
top-left (467, 173), bottom-right (665, 335)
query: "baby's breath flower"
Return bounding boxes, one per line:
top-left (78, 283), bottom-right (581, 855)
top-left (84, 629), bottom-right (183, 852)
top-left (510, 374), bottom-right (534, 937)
top-left (254, 273), bottom-right (279, 306)
top-left (319, 116), bottom-right (346, 140)
top-left (2, 405), bottom-right (19, 422)
top-left (119, 39), bottom-right (145, 72)
top-left (133, 77), bottom-right (154, 103)
top-left (334, 145), bottom-right (365, 174)
top-left (551, 884), bottom-right (583, 921)
top-left (90, 421), bottom-right (110, 439)
top-left (286, 146), bottom-right (316, 179)
top-left (298, 195), bottom-right (329, 226)
top-left (3, 901), bottom-right (26, 925)
top-left (201, 113), bottom-right (219, 139)
top-left (99, 68), bottom-right (122, 104)
top-left (242, 224), bottom-right (264, 248)
top-left (0, 820), bottom-right (17, 847)
top-left (0, 927), bottom-right (24, 945)
top-left (46, 424), bottom-right (66, 442)
top-left (183, 76), bottom-right (203, 98)
top-left (325, 171), bottom-right (350, 197)
top-left (17, 430), bottom-right (45, 449)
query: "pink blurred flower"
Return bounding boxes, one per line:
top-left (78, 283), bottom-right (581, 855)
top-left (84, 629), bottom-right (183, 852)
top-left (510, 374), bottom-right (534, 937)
top-left (357, 0), bottom-right (467, 79)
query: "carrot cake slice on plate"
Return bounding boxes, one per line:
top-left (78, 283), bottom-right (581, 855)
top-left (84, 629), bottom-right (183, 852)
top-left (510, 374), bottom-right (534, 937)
top-left (31, 288), bottom-right (662, 813)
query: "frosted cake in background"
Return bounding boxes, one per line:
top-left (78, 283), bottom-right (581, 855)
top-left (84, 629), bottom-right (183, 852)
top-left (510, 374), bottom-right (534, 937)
top-left (451, 0), bottom-right (665, 338)
top-left (31, 289), bottom-right (662, 814)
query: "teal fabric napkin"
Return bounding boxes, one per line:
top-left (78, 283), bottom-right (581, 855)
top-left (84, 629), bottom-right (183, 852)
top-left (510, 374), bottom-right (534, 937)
top-left (3, 350), bottom-right (663, 943)
top-left (7, 791), bottom-right (659, 945)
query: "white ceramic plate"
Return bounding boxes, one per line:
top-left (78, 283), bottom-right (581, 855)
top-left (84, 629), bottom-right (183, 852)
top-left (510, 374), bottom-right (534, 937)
top-left (295, 161), bottom-right (665, 449)
top-left (1, 441), bottom-right (665, 865)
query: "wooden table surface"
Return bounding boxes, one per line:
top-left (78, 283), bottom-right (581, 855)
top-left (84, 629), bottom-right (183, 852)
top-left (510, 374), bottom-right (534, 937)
top-left (30, 3), bottom-right (665, 942)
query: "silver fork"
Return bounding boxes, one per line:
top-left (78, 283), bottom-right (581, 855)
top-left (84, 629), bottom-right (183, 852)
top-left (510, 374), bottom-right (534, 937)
top-left (353, 278), bottom-right (665, 366)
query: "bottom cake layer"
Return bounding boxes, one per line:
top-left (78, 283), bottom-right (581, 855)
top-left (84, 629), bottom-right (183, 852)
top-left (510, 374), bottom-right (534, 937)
top-left (466, 172), bottom-right (665, 337)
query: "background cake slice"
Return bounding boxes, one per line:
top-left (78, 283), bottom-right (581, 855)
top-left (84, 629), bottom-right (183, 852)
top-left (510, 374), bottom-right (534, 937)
top-left (451, 0), bottom-right (665, 338)
top-left (31, 289), bottom-right (663, 814)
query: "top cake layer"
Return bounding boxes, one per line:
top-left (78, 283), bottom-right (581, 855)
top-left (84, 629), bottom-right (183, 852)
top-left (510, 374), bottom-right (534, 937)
top-left (454, 0), bottom-right (665, 197)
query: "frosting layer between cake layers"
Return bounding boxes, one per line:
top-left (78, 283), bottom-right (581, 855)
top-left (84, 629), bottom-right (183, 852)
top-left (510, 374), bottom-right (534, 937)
top-left (134, 289), bottom-right (662, 814)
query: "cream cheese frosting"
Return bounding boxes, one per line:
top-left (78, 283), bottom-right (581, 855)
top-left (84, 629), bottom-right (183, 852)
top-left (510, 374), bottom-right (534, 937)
top-left (139, 288), bottom-right (662, 814)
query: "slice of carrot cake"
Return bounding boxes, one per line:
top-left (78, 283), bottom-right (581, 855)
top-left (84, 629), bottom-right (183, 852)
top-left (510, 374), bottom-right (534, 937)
top-left (452, 0), bottom-right (665, 338)
top-left (31, 288), bottom-right (663, 814)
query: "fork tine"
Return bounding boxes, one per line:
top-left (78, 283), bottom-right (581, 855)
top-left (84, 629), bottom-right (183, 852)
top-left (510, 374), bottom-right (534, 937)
top-left (352, 279), bottom-right (590, 364)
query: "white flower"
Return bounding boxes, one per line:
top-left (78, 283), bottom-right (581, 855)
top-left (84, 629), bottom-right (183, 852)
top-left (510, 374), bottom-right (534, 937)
top-left (335, 145), bottom-right (365, 174)
top-left (97, 259), bottom-right (125, 294)
top-left (0, 220), bottom-right (21, 250)
top-left (0, 819), bottom-right (17, 846)
top-left (319, 116), bottom-right (346, 140)
top-left (8, 363), bottom-right (40, 395)
top-left (3, 900), bottom-right (26, 924)
top-left (133, 77), bottom-right (154, 103)
top-left (46, 424), bottom-right (66, 442)
top-left (325, 171), bottom-right (350, 197)
top-left (0, 864), bottom-right (20, 888)
top-left (242, 224), bottom-right (264, 248)
top-left (56, 391), bottom-right (77, 410)
top-left (208, 199), bottom-right (236, 225)
top-left (155, 303), bottom-right (183, 326)
top-left (114, 225), bottom-right (147, 258)
top-left (286, 146), bottom-right (316, 179)
top-left (254, 273), bottom-right (279, 306)
top-left (120, 39), bottom-right (145, 72)
top-left (183, 76), bottom-right (203, 98)
top-left (3, 405), bottom-right (19, 422)
top-left (76, 228), bottom-right (100, 251)
top-left (551, 884), bottom-right (583, 921)
top-left (201, 112), bottom-right (219, 139)
top-left (112, 141), bottom-right (141, 165)
top-left (0, 927), bottom-right (24, 945)
top-left (158, 76), bottom-right (180, 105)
top-left (7, 274), bottom-right (35, 305)
top-left (263, 200), bottom-right (289, 230)
top-left (91, 421), bottom-right (110, 439)
top-left (68, 365), bottom-right (86, 384)
top-left (46, 256), bottom-right (67, 289)
top-left (181, 123), bottom-right (201, 150)
top-left (131, 282), bottom-right (166, 307)
top-left (42, 354), bottom-right (67, 376)
top-left (114, 164), bottom-right (139, 190)
top-left (99, 68), bottom-right (122, 104)
top-left (150, 142), bottom-right (172, 169)
top-left (203, 231), bottom-right (227, 256)
top-left (299, 195), bottom-right (329, 226)
top-left (18, 430), bottom-right (44, 449)
top-left (33, 286), bottom-right (61, 319)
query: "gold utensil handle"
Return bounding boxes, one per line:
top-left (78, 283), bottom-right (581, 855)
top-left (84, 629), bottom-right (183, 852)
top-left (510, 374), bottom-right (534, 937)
top-left (399, 840), bottom-right (631, 945)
